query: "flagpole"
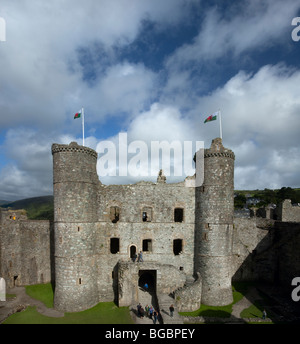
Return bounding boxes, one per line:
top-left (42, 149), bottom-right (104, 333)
top-left (82, 107), bottom-right (85, 146)
top-left (219, 109), bottom-right (222, 140)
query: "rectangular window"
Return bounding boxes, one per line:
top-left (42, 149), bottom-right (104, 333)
top-left (142, 239), bottom-right (152, 252)
top-left (142, 207), bottom-right (152, 222)
top-left (173, 239), bottom-right (183, 255)
top-left (110, 238), bottom-right (120, 254)
top-left (174, 208), bottom-right (184, 222)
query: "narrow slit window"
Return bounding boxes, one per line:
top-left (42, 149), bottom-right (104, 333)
top-left (110, 238), bottom-right (120, 254)
top-left (174, 208), bottom-right (184, 222)
top-left (173, 239), bottom-right (183, 255)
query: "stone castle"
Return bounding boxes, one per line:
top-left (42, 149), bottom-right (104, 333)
top-left (0, 138), bottom-right (299, 313)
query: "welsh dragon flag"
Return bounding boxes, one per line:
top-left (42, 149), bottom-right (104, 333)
top-left (74, 111), bottom-right (81, 119)
top-left (204, 112), bottom-right (218, 123)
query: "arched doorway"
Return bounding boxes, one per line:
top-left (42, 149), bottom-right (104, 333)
top-left (138, 270), bottom-right (159, 318)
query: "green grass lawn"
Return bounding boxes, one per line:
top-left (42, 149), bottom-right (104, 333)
top-left (3, 303), bottom-right (134, 324)
top-left (3, 283), bottom-right (134, 324)
top-left (25, 283), bottom-right (54, 308)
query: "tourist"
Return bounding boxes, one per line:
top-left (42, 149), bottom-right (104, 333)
top-left (138, 250), bottom-right (144, 262)
top-left (137, 303), bottom-right (142, 317)
top-left (140, 306), bottom-right (145, 318)
top-left (132, 253), bottom-right (137, 262)
top-left (149, 306), bottom-right (153, 319)
top-left (262, 309), bottom-right (267, 320)
top-left (169, 304), bottom-right (174, 317)
top-left (153, 310), bottom-right (158, 324)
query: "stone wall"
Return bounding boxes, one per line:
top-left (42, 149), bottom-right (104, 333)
top-left (232, 217), bottom-right (274, 282)
top-left (174, 273), bottom-right (202, 312)
top-left (232, 217), bottom-right (300, 291)
top-left (0, 209), bottom-right (52, 288)
top-left (277, 199), bottom-right (300, 222)
top-left (117, 260), bottom-right (186, 307)
top-left (94, 178), bottom-right (196, 303)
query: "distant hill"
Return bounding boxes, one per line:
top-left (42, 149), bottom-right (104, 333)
top-left (1, 187), bottom-right (299, 220)
top-left (1, 195), bottom-right (54, 220)
top-left (0, 200), bottom-right (9, 206)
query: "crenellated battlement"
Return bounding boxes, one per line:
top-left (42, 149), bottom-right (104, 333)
top-left (204, 151), bottom-right (235, 159)
top-left (51, 142), bottom-right (98, 159)
top-left (204, 138), bottom-right (235, 160)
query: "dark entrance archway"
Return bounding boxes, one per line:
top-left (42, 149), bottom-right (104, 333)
top-left (138, 270), bottom-right (161, 322)
top-left (138, 270), bottom-right (156, 292)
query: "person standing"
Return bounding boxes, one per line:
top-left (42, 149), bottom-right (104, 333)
top-left (169, 304), bottom-right (174, 317)
top-left (138, 250), bottom-right (144, 262)
top-left (149, 306), bottom-right (153, 319)
top-left (153, 310), bottom-right (158, 324)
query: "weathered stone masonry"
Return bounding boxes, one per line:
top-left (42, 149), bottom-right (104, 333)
top-left (0, 210), bottom-right (52, 288)
top-left (50, 138), bottom-right (237, 312)
top-left (1, 138), bottom-right (299, 313)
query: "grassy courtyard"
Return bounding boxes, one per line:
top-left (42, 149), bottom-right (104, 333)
top-left (3, 283), bottom-right (134, 324)
top-left (2, 282), bottom-right (273, 324)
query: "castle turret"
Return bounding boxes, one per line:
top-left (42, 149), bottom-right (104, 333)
top-left (195, 138), bottom-right (235, 306)
top-left (52, 142), bottom-right (99, 312)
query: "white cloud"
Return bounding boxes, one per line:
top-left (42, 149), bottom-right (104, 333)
top-left (0, 1), bottom-right (299, 199)
top-left (92, 62), bottom-right (158, 119)
top-left (97, 103), bottom-right (199, 185)
top-left (0, 0), bottom-right (190, 131)
top-left (191, 64), bottom-right (300, 189)
top-left (166, 0), bottom-right (300, 67)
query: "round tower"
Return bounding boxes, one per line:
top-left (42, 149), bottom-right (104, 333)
top-left (52, 142), bottom-right (99, 312)
top-left (195, 138), bottom-right (235, 306)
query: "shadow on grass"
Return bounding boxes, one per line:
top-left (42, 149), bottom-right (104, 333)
top-left (200, 310), bottom-right (231, 318)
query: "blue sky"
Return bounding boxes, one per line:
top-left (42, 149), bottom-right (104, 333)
top-left (0, 0), bottom-right (300, 201)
